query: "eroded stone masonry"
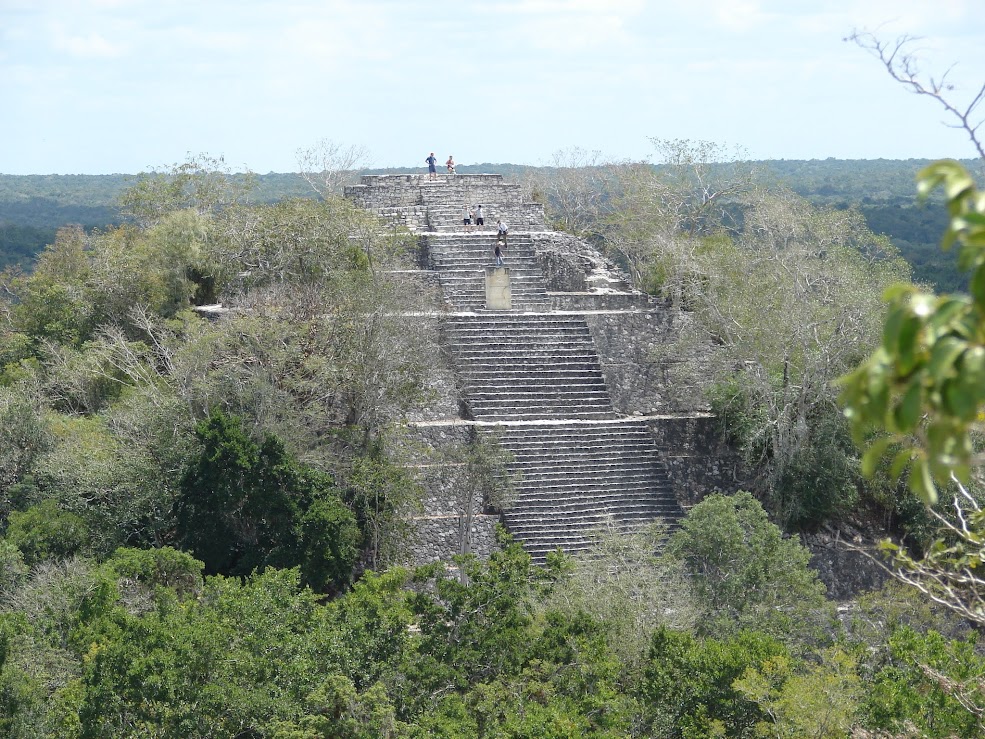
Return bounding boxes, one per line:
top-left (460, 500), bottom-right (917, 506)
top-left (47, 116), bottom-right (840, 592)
top-left (345, 173), bottom-right (739, 564)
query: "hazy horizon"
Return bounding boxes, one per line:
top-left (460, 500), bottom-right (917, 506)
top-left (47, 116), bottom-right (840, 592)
top-left (4, 0), bottom-right (984, 175)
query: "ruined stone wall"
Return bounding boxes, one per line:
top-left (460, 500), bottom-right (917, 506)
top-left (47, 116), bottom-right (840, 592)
top-left (345, 176), bottom-right (426, 208)
top-left (531, 231), bottom-right (631, 293)
top-left (802, 526), bottom-right (889, 600)
top-left (584, 309), bottom-right (710, 417)
top-left (392, 422), bottom-right (502, 564)
top-left (403, 314), bottom-right (462, 424)
top-left (410, 515), bottom-right (499, 563)
top-left (645, 416), bottom-right (748, 508)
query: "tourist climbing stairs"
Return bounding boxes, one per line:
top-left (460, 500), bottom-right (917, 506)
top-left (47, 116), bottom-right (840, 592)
top-left (427, 233), bottom-right (550, 311)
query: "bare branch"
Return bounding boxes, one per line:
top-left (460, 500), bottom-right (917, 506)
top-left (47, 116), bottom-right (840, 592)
top-left (848, 30), bottom-right (985, 160)
top-left (296, 139), bottom-right (370, 199)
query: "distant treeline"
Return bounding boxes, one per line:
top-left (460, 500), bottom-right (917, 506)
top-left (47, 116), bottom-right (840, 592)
top-left (1, 159), bottom-right (979, 289)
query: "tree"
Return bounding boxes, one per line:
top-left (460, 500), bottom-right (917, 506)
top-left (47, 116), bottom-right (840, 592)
top-left (118, 153), bottom-right (257, 228)
top-left (399, 533), bottom-right (550, 717)
top-left (665, 492), bottom-right (832, 644)
top-left (840, 161), bottom-right (985, 506)
top-left (345, 454), bottom-right (421, 570)
top-left (0, 387), bottom-right (49, 522)
top-left (605, 139), bottom-right (754, 286)
top-left (861, 626), bottom-right (985, 738)
top-left (296, 139), bottom-right (370, 200)
top-left (836, 33), bottom-right (985, 634)
top-left (175, 411), bottom-right (360, 591)
top-left (604, 140), bottom-right (907, 528)
top-left (639, 627), bottom-right (789, 738)
top-left (521, 146), bottom-right (622, 239)
top-left (544, 522), bottom-right (698, 669)
top-left (733, 648), bottom-right (861, 738)
top-left (431, 432), bottom-right (516, 559)
top-left (4, 500), bottom-right (88, 566)
top-left (693, 192), bottom-right (906, 526)
top-left (104, 546), bottom-right (204, 606)
top-left (848, 31), bottom-right (985, 162)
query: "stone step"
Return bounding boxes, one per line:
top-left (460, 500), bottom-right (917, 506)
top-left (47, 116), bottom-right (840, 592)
top-left (510, 475), bottom-right (670, 491)
top-left (470, 407), bottom-right (616, 420)
top-left (453, 355), bottom-right (602, 367)
top-left (453, 344), bottom-right (598, 355)
top-left (465, 390), bottom-right (610, 403)
top-left (506, 449), bottom-right (656, 463)
top-left (466, 384), bottom-right (610, 395)
top-left (506, 512), bottom-right (677, 534)
top-left (458, 373), bottom-right (608, 385)
top-left (509, 503), bottom-right (681, 519)
top-left (467, 398), bottom-right (616, 412)
top-left (506, 507), bottom-right (682, 527)
top-left (445, 318), bottom-right (592, 327)
top-left (465, 389), bottom-right (611, 401)
top-left (471, 410), bottom-right (617, 422)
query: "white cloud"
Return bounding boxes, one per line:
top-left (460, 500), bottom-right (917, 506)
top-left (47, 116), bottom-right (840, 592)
top-left (711, 1), bottom-right (768, 33)
top-left (51, 25), bottom-right (128, 58)
top-left (169, 27), bottom-right (251, 54)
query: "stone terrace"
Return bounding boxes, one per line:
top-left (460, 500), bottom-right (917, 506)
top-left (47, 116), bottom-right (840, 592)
top-left (345, 173), bottom-right (545, 232)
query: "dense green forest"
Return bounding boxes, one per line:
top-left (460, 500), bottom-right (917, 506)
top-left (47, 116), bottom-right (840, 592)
top-left (0, 153), bottom-right (983, 735)
top-left (1, 157), bottom-right (977, 290)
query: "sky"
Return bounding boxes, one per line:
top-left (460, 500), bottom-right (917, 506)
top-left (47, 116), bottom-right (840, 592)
top-left (2, 0), bottom-right (984, 175)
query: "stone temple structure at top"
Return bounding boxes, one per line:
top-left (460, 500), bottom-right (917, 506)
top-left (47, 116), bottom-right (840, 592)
top-left (345, 172), bottom-right (727, 563)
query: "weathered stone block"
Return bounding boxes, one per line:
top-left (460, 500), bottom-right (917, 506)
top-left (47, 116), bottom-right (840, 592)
top-left (484, 267), bottom-right (512, 309)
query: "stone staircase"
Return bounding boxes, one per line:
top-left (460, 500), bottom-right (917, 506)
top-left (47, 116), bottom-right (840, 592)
top-left (443, 310), bottom-right (680, 560)
top-left (428, 234), bottom-right (549, 311)
top-left (443, 314), bottom-right (614, 421)
top-left (345, 173), bottom-right (683, 563)
top-left (487, 420), bottom-right (680, 560)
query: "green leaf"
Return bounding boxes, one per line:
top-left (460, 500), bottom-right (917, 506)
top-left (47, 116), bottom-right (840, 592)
top-left (943, 378), bottom-right (978, 420)
top-left (910, 294), bottom-right (935, 318)
top-left (926, 297), bottom-right (971, 332)
top-left (882, 283), bottom-right (914, 303)
top-left (926, 336), bottom-right (966, 381)
top-left (972, 267), bottom-right (985, 309)
top-left (893, 382), bottom-right (923, 432)
top-left (861, 436), bottom-right (893, 478)
top-left (909, 457), bottom-right (938, 506)
top-left (890, 447), bottom-right (916, 480)
top-left (882, 308), bottom-right (905, 354)
top-left (896, 316), bottom-right (923, 374)
top-left (962, 346), bottom-right (985, 387)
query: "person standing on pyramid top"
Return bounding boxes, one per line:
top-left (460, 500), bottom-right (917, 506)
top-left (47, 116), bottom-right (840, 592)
top-left (426, 152), bottom-right (437, 181)
top-left (446, 155), bottom-right (456, 174)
